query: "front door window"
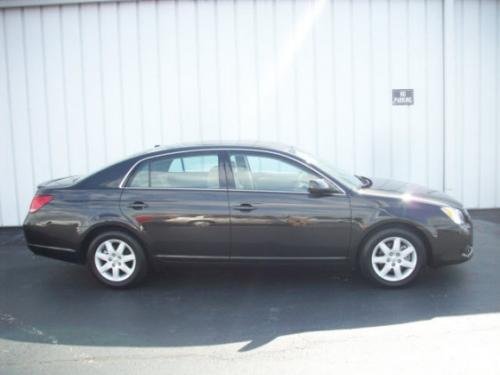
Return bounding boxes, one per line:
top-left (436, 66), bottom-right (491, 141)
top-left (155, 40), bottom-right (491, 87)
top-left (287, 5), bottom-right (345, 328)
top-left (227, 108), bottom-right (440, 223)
top-left (229, 153), bottom-right (318, 193)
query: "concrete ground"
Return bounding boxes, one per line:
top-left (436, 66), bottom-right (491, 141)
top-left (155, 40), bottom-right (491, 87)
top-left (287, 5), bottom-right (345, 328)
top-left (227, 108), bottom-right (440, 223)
top-left (1, 210), bottom-right (499, 374)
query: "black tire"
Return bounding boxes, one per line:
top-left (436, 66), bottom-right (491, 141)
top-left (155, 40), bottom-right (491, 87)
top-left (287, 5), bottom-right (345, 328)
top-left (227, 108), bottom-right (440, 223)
top-left (87, 231), bottom-right (148, 288)
top-left (359, 227), bottom-right (427, 287)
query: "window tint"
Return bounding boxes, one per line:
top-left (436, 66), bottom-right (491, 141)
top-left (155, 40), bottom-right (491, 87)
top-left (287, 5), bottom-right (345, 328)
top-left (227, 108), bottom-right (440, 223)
top-left (127, 153), bottom-right (221, 189)
top-left (229, 153), bottom-right (318, 192)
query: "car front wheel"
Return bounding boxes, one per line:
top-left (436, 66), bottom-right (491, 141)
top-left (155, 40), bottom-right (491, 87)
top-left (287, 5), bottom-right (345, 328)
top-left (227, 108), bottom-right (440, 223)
top-left (359, 228), bottom-right (426, 287)
top-left (88, 231), bottom-right (148, 288)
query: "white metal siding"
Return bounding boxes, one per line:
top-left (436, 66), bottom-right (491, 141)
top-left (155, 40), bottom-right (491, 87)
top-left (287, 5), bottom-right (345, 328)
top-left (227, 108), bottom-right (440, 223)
top-left (446, 0), bottom-right (500, 209)
top-left (0, 0), bottom-right (498, 226)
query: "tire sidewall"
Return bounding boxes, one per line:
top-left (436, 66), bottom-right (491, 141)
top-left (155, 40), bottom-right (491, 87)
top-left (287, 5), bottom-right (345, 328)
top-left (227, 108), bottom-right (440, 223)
top-left (88, 231), bottom-right (147, 288)
top-left (360, 228), bottom-right (426, 287)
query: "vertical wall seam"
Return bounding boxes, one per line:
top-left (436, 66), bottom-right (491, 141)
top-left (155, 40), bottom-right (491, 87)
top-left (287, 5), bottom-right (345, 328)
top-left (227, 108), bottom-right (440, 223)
top-left (58, 5), bottom-right (71, 174)
top-left (253, 0), bottom-right (261, 139)
top-left (406, 0), bottom-right (410, 181)
top-left (496, 0), bottom-right (499, 205)
top-left (460, 0), bottom-right (465, 202)
top-left (292, 0), bottom-right (298, 145)
top-left (39, 7), bottom-right (53, 179)
top-left (331, 0), bottom-right (337, 165)
top-left (117, 2), bottom-right (126, 154)
top-left (21, 9), bottom-right (36, 189)
top-left (272, 0), bottom-right (278, 141)
top-left (97, 3), bottom-right (107, 162)
top-left (0, 11), bottom-right (2, 224)
top-left (154, 1), bottom-right (164, 145)
top-left (194, 0), bottom-right (203, 139)
top-left (78, 4), bottom-right (89, 172)
top-left (387, 0), bottom-right (393, 177)
top-left (174, 0), bottom-right (183, 140)
top-left (424, 0), bottom-right (429, 186)
top-left (214, 0), bottom-right (222, 140)
top-left (369, 0), bottom-right (375, 175)
top-left (0, 12), bottom-right (7, 223)
top-left (477, 0), bottom-right (481, 207)
top-left (349, 0), bottom-right (356, 171)
top-left (442, 0), bottom-right (447, 193)
top-left (233, 0), bottom-right (241, 139)
top-left (136, 1), bottom-right (145, 148)
top-left (312, 0), bottom-right (319, 155)
top-left (2, 11), bottom-right (21, 223)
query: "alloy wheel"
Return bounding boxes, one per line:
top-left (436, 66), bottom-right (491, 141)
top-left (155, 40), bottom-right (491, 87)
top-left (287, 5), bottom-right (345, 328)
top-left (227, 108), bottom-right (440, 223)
top-left (371, 236), bottom-right (418, 282)
top-left (94, 239), bottom-right (136, 282)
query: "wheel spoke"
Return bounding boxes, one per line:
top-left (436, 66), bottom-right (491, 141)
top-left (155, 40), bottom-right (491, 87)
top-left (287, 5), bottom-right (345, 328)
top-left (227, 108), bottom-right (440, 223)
top-left (99, 262), bottom-right (112, 272)
top-left (121, 254), bottom-right (135, 263)
top-left (119, 263), bottom-right (132, 274)
top-left (380, 263), bottom-right (392, 276)
top-left (117, 242), bottom-right (126, 255)
top-left (373, 256), bottom-right (387, 264)
top-left (392, 238), bottom-right (401, 252)
top-left (112, 266), bottom-right (119, 279)
top-left (393, 264), bottom-right (403, 278)
top-left (401, 259), bottom-right (416, 268)
top-left (379, 242), bottom-right (391, 255)
top-left (95, 252), bottom-right (108, 261)
top-left (105, 241), bottom-right (114, 253)
top-left (401, 246), bottom-right (415, 258)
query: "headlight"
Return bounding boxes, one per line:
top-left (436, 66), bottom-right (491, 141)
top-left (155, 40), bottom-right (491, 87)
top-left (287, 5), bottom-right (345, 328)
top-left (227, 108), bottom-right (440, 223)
top-left (441, 207), bottom-right (465, 225)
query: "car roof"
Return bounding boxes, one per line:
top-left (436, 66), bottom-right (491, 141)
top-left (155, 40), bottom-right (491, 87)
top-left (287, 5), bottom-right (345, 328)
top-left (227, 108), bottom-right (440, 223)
top-left (141, 141), bottom-right (298, 158)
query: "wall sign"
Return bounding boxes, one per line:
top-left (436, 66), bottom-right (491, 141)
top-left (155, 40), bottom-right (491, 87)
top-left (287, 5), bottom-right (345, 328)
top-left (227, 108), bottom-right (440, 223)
top-left (392, 89), bottom-right (414, 105)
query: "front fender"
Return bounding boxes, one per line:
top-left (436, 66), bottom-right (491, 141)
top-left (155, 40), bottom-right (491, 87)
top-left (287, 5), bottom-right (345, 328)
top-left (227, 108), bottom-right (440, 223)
top-left (348, 195), bottom-right (439, 268)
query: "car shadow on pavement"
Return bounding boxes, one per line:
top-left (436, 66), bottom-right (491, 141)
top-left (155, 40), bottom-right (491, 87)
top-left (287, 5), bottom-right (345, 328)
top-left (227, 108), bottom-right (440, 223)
top-left (1, 213), bottom-right (499, 352)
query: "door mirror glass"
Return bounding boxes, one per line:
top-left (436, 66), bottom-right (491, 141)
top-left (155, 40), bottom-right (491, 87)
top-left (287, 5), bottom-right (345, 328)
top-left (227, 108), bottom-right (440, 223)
top-left (308, 178), bottom-right (336, 195)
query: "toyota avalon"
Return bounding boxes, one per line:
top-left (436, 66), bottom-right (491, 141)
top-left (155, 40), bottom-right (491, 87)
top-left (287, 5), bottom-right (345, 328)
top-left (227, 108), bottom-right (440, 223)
top-left (23, 142), bottom-right (473, 288)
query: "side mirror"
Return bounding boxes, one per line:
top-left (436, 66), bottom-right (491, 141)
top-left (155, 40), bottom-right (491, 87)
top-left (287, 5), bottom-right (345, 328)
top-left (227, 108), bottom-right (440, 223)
top-left (308, 178), bottom-right (336, 195)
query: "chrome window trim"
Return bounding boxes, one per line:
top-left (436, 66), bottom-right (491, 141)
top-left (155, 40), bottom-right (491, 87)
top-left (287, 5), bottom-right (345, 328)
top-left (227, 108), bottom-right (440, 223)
top-left (228, 189), bottom-right (323, 195)
top-left (119, 147), bottom-right (347, 195)
top-left (123, 187), bottom-right (227, 192)
top-left (122, 187), bottom-right (336, 196)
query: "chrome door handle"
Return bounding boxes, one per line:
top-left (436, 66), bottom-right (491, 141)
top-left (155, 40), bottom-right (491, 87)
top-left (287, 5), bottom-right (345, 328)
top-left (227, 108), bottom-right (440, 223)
top-left (128, 201), bottom-right (148, 210)
top-left (233, 203), bottom-right (256, 212)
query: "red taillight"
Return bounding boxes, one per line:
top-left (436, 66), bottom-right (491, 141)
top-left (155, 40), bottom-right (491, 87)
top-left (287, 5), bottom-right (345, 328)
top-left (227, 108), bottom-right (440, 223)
top-left (29, 194), bottom-right (53, 213)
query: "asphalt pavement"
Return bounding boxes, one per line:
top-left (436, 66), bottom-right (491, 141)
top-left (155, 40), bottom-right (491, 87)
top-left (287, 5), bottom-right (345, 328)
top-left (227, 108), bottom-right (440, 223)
top-left (1, 210), bottom-right (499, 374)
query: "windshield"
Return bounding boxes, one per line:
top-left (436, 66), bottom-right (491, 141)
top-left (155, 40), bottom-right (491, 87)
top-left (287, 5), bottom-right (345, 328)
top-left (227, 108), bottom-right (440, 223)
top-left (291, 148), bottom-right (363, 190)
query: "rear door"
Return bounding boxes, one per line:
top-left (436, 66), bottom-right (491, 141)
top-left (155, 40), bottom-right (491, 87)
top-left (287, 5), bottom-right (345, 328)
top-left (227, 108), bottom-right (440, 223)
top-left (120, 151), bottom-right (231, 260)
top-left (225, 150), bottom-right (351, 260)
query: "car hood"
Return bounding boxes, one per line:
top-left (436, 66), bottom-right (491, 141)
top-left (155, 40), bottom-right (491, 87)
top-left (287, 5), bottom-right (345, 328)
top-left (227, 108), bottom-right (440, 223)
top-left (357, 177), bottom-right (463, 208)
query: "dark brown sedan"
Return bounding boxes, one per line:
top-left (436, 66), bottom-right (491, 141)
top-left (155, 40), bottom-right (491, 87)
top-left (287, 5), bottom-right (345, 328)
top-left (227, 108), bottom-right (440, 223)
top-left (23, 142), bottom-right (473, 288)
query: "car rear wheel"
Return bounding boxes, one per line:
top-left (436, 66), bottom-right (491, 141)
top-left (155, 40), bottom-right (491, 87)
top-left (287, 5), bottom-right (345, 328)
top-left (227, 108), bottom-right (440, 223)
top-left (359, 228), bottom-right (426, 287)
top-left (88, 231), bottom-right (148, 288)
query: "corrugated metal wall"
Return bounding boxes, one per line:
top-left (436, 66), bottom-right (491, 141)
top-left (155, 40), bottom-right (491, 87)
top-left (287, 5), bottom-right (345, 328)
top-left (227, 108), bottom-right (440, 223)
top-left (0, 0), bottom-right (498, 226)
top-left (447, 0), bottom-right (500, 209)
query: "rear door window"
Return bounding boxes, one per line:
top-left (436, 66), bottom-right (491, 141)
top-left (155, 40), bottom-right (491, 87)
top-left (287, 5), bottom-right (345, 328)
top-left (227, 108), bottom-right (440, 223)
top-left (127, 153), bottom-right (222, 189)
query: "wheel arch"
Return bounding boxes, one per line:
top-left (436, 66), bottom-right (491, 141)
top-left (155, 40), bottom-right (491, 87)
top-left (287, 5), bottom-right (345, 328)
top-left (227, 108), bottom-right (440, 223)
top-left (80, 223), bottom-right (150, 264)
top-left (353, 221), bottom-right (434, 269)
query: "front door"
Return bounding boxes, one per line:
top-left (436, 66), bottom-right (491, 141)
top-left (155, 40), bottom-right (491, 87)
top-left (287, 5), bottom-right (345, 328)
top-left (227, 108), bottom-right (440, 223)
top-left (225, 150), bottom-right (351, 260)
top-left (120, 151), bottom-right (231, 260)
